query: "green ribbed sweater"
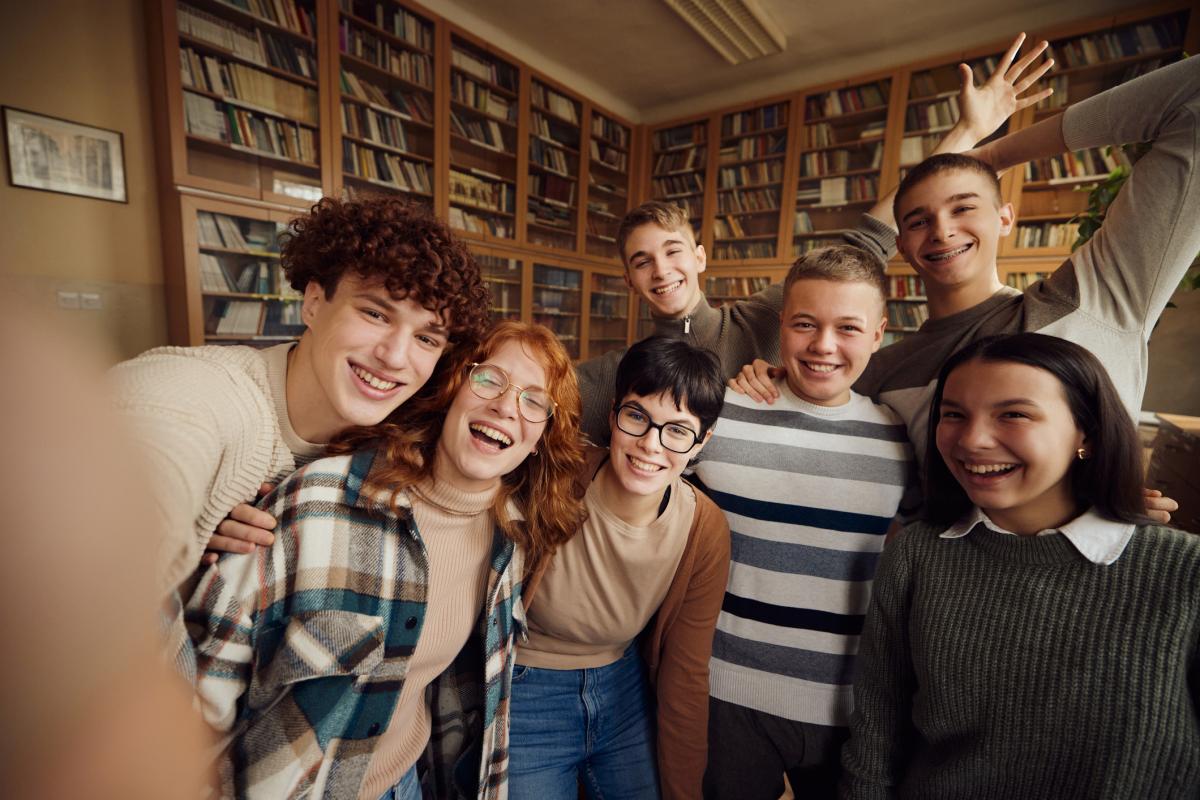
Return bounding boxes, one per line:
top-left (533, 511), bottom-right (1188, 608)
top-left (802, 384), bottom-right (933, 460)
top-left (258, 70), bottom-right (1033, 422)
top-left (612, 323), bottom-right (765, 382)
top-left (841, 521), bottom-right (1200, 800)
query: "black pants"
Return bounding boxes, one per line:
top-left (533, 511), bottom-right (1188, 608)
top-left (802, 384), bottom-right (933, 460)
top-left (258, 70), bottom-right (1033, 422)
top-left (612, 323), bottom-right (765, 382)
top-left (704, 697), bottom-right (849, 800)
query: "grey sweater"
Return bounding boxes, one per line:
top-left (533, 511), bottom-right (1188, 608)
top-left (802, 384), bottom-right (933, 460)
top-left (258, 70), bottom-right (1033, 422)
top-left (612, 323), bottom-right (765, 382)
top-left (841, 520), bottom-right (1200, 800)
top-left (856, 56), bottom-right (1200, 466)
top-left (575, 214), bottom-right (898, 443)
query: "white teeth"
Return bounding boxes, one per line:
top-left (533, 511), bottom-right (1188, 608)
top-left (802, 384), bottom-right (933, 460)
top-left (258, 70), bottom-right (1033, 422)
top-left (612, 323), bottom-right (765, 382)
top-left (352, 365), bottom-right (398, 391)
top-left (963, 463), bottom-right (1017, 475)
top-left (653, 280), bottom-right (683, 295)
top-left (804, 362), bottom-right (838, 373)
top-left (926, 244), bottom-right (971, 262)
top-left (470, 423), bottom-right (512, 447)
top-left (629, 456), bottom-right (664, 472)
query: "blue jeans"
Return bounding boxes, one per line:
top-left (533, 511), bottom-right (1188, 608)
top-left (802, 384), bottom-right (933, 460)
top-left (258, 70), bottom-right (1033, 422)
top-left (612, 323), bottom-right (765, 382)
top-left (509, 646), bottom-right (660, 799)
top-left (377, 764), bottom-right (420, 800)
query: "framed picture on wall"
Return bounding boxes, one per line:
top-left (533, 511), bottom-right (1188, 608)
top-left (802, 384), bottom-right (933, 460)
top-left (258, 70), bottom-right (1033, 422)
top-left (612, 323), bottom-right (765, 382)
top-left (3, 106), bottom-right (127, 203)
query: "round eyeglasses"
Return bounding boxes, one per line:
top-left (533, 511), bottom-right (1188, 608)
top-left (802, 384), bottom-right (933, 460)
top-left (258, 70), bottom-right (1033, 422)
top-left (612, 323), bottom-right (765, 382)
top-left (614, 403), bottom-right (701, 454)
top-left (467, 363), bottom-right (556, 423)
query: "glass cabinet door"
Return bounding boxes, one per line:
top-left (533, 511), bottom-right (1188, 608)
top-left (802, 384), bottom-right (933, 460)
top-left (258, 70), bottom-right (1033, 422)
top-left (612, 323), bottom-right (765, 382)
top-left (588, 272), bottom-right (628, 358)
top-left (477, 253), bottom-right (523, 322)
top-left (532, 263), bottom-right (582, 358)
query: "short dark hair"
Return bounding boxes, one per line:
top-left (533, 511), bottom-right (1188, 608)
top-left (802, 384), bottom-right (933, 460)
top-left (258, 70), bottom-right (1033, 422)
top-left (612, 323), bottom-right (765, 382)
top-left (613, 336), bottom-right (725, 436)
top-left (783, 245), bottom-right (887, 307)
top-left (280, 196), bottom-right (491, 344)
top-left (894, 153), bottom-right (1003, 225)
top-left (924, 333), bottom-right (1149, 527)
top-left (616, 201), bottom-right (698, 267)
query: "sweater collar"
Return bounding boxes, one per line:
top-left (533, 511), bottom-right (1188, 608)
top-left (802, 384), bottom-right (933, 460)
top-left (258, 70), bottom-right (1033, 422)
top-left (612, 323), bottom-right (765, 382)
top-left (920, 286), bottom-right (1020, 334)
top-left (650, 294), bottom-right (722, 343)
top-left (941, 506), bottom-right (1136, 565)
top-left (265, 342), bottom-right (323, 463)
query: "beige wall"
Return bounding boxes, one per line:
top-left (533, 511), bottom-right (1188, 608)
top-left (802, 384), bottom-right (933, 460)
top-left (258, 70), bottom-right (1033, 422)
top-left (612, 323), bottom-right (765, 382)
top-left (0, 0), bottom-right (167, 362)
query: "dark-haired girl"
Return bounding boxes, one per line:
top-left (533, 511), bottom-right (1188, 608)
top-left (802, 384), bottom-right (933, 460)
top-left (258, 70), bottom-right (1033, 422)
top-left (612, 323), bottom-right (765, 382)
top-left (508, 336), bottom-right (732, 800)
top-left (841, 332), bottom-right (1200, 799)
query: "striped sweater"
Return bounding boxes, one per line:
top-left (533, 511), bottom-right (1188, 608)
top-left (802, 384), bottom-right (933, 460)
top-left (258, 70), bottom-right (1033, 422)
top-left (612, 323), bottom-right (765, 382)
top-left (691, 386), bottom-right (912, 727)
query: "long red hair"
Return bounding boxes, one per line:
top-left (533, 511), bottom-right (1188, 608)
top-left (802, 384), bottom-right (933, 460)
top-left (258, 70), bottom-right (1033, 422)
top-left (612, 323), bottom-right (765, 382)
top-left (333, 321), bottom-right (587, 564)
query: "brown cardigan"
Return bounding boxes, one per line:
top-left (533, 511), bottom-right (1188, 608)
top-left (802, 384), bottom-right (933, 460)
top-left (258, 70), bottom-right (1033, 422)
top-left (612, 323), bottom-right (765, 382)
top-left (523, 447), bottom-right (731, 800)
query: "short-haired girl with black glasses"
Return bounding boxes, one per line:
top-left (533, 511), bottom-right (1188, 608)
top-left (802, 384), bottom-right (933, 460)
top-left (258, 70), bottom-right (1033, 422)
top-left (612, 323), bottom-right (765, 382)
top-left (508, 336), bottom-right (731, 800)
top-left (842, 333), bottom-right (1200, 799)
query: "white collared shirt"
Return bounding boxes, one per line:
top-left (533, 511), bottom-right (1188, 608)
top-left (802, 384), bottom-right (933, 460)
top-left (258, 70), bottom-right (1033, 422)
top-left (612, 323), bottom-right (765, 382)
top-left (940, 506), bottom-right (1136, 565)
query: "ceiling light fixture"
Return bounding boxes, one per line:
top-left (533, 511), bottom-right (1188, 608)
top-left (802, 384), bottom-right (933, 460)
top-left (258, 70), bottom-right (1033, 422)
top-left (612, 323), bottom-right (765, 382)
top-left (661, 0), bottom-right (787, 65)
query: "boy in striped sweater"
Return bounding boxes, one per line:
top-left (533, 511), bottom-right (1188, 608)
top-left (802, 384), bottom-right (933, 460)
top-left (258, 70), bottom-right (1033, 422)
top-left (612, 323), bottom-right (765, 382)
top-left (691, 246), bottom-right (914, 800)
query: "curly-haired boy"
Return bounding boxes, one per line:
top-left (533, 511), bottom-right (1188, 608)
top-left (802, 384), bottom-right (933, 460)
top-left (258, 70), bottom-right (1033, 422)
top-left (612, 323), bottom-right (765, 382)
top-left (110, 197), bottom-right (491, 602)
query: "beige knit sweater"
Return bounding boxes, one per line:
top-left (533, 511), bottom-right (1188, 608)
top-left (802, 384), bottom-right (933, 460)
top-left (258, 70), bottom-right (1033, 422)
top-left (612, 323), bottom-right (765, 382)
top-left (109, 343), bottom-right (322, 596)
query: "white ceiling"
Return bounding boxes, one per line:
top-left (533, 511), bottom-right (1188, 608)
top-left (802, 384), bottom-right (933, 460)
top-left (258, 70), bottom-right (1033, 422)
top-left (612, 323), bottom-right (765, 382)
top-left (426, 0), bottom-right (1152, 124)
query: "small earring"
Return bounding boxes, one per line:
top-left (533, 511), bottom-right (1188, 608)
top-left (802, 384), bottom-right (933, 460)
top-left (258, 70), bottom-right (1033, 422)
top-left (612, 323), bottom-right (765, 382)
top-left (1076, 448), bottom-right (1090, 460)
top-left (531, 449), bottom-right (538, 456)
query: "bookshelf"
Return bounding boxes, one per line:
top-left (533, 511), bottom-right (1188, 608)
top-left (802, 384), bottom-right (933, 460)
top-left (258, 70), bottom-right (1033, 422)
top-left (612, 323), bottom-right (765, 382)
top-left (526, 78), bottom-right (583, 251)
top-left (588, 272), bottom-right (630, 358)
top-left (649, 118), bottom-right (709, 241)
top-left (531, 263), bottom-right (583, 358)
top-left (586, 111), bottom-right (632, 261)
top-left (1005, 8), bottom-right (1190, 257)
top-left (705, 273), bottom-right (781, 307)
top-left (447, 32), bottom-right (520, 241)
top-left (792, 76), bottom-right (892, 259)
top-left (713, 101), bottom-right (790, 261)
top-left (476, 251), bottom-right (524, 323)
top-left (882, 271), bottom-right (928, 345)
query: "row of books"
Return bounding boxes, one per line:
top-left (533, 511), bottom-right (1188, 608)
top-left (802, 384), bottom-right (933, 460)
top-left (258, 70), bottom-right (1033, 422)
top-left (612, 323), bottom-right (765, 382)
top-left (530, 138), bottom-right (573, 175)
top-left (714, 241), bottom-right (775, 260)
top-left (207, 297), bottom-right (304, 337)
top-left (341, 103), bottom-right (417, 152)
top-left (590, 142), bottom-right (627, 173)
top-left (532, 83), bottom-right (580, 123)
top-left (452, 75), bottom-right (516, 122)
top-left (794, 237), bottom-right (844, 256)
top-left (450, 46), bottom-right (518, 91)
top-left (178, 4), bottom-right (316, 80)
top-left (1014, 221), bottom-right (1080, 249)
top-left (449, 169), bottom-right (515, 212)
top-left (527, 197), bottom-right (574, 230)
top-left (343, 0), bottom-right (433, 51)
top-left (530, 112), bottom-right (579, 149)
top-left (341, 70), bottom-right (431, 122)
top-left (707, 276), bottom-right (770, 296)
top-left (218, 0), bottom-right (315, 37)
top-left (722, 103), bottom-right (786, 137)
top-left (342, 141), bottom-right (432, 192)
top-left (181, 47), bottom-right (319, 124)
top-left (197, 211), bottom-right (279, 251)
top-left (200, 257), bottom-right (291, 295)
top-left (589, 174), bottom-right (627, 199)
top-left (652, 173), bottom-right (704, 198)
top-left (585, 215), bottom-right (617, 238)
top-left (907, 55), bottom-right (999, 99)
top-left (718, 186), bottom-right (779, 214)
top-left (185, 94), bottom-right (317, 163)
top-left (713, 215), bottom-right (773, 239)
top-left (529, 173), bottom-right (575, 206)
top-left (653, 148), bottom-right (705, 175)
top-left (451, 112), bottom-right (508, 150)
top-left (797, 174), bottom-right (878, 206)
top-left (888, 274), bottom-right (926, 298)
top-left (340, 25), bottom-right (432, 87)
top-left (592, 114), bottom-right (628, 147)
top-left (806, 120), bottom-right (884, 149)
top-left (1005, 271), bottom-right (1050, 290)
top-left (905, 95), bottom-right (959, 133)
top-left (806, 82), bottom-right (888, 119)
top-left (448, 206), bottom-right (513, 237)
top-left (718, 133), bottom-right (787, 162)
top-left (899, 135), bottom-right (939, 166)
top-left (1023, 147), bottom-right (1130, 182)
top-left (669, 195), bottom-right (703, 219)
top-left (1047, 18), bottom-right (1183, 70)
top-left (653, 123), bottom-right (705, 151)
top-left (587, 196), bottom-right (622, 217)
top-left (887, 300), bottom-right (929, 329)
top-left (535, 266), bottom-right (582, 289)
top-left (590, 292), bottom-right (627, 319)
top-left (799, 144), bottom-right (882, 177)
top-left (1037, 59), bottom-right (1166, 113)
top-left (718, 161), bottom-right (784, 188)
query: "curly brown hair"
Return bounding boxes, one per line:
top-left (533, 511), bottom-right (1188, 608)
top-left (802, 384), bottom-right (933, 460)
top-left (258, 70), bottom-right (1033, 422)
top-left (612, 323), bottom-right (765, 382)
top-left (333, 321), bottom-right (588, 566)
top-left (281, 196), bottom-right (491, 344)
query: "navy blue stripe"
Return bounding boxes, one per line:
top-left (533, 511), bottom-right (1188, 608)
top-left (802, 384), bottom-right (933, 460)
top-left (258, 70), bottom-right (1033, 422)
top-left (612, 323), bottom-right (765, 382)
top-left (704, 485), bottom-right (891, 535)
top-left (727, 531), bottom-right (881, 581)
top-left (722, 591), bottom-right (865, 636)
top-left (718, 401), bottom-right (909, 441)
top-left (712, 628), bottom-right (856, 685)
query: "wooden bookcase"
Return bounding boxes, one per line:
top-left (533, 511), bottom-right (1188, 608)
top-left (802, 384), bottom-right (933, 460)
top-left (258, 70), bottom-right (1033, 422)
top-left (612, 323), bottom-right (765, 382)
top-left (649, 117), bottom-right (710, 243)
top-left (712, 100), bottom-right (791, 262)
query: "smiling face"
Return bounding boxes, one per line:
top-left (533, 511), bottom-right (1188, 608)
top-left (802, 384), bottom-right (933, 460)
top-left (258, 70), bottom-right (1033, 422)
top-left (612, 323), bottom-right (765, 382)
top-left (896, 169), bottom-right (1013, 309)
top-left (935, 358), bottom-right (1086, 535)
top-left (435, 339), bottom-right (550, 493)
top-left (607, 391), bottom-right (709, 497)
top-left (622, 223), bottom-right (706, 319)
top-left (779, 278), bottom-right (886, 407)
top-left (291, 272), bottom-right (449, 442)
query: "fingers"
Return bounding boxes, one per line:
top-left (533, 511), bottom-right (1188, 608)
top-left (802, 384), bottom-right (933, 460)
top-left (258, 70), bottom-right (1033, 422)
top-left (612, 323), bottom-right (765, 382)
top-left (728, 372), bottom-right (770, 403)
top-left (228, 503), bottom-right (277, 530)
top-left (215, 516), bottom-right (276, 547)
top-left (957, 62), bottom-right (974, 90)
top-left (996, 32), bottom-right (1027, 75)
top-left (1013, 56), bottom-right (1054, 93)
top-left (1146, 508), bottom-right (1174, 525)
top-left (1004, 39), bottom-right (1049, 83)
top-left (1014, 88), bottom-right (1054, 112)
top-left (1143, 487), bottom-right (1179, 524)
top-left (257, 482), bottom-right (275, 497)
top-left (205, 533), bottom-right (258, 556)
top-left (201, 552), bottom-right (219, 566)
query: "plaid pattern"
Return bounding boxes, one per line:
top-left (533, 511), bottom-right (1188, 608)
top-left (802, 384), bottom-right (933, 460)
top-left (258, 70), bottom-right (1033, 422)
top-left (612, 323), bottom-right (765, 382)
top-left (185, 449), bottom-right (525, 799)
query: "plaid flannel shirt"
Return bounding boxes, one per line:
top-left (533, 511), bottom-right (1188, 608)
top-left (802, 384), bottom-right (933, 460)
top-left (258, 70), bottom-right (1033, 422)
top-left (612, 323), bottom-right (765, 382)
top-left (185, 449), bottom-right (526, 799)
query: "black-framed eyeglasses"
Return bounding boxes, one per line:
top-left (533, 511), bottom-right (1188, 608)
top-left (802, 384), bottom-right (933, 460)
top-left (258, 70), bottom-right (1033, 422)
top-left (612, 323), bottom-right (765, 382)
top-left (467, 363), bottom-right (556, 423)
top-left (614, 403), bottom-right (701, 453)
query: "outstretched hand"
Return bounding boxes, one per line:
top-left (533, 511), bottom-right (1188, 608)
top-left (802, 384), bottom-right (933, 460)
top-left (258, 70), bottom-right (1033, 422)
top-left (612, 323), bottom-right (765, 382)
top-left (957, 33), bottom-right (1054, 147)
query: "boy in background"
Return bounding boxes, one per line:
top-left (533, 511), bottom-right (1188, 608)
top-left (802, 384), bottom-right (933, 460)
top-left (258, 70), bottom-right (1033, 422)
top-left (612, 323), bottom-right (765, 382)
top-left (691, 247), bottom-right (913, 799)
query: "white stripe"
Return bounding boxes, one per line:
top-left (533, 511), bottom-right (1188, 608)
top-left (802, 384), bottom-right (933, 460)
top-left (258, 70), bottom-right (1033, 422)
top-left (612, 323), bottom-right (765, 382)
top-left (721, 509), bottom-right (887, 552)
top-left (716, 611), bottom-right (858, 656)
top-left (713, 416), bottom-right (911, 460)
top-left (709, 657), bottom-right (853, 726)
top-left (701, 462), bottom-right (906, 517)
top-left (726, 564), bottom-right (873, 615)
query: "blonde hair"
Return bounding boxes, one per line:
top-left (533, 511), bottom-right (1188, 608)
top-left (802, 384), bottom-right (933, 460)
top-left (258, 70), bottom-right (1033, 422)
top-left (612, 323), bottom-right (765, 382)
top-left (616, 200), bottom-right (698, 266)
